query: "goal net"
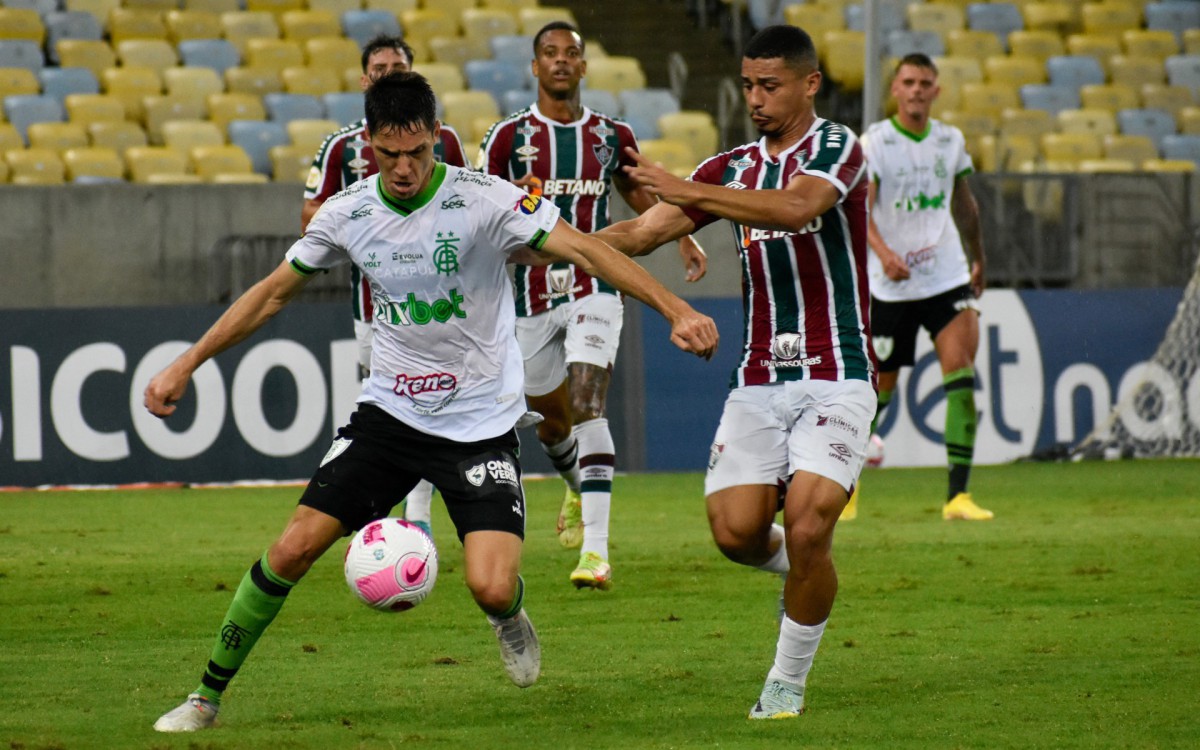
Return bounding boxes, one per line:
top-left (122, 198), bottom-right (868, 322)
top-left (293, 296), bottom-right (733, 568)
top-left (1074, 254), bottom-right (1200, 459)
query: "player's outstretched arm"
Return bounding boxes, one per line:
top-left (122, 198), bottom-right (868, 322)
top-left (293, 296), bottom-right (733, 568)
top-left (538, 218), bottom-right (718, 360)
top-left (593, 201), bottom-right (697, 259)
top-left (614, 166), bottom-right (707, 282)
top-left (144, 261), bottom-right (311, 417)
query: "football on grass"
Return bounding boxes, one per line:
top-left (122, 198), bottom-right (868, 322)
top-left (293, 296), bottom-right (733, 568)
top-left (344, 518), bottom-right (438, 612)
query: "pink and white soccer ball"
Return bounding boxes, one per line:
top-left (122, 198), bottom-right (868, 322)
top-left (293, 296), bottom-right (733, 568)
top-left (344, 518), bottom-right (438, 612)
top-left (865, 433), bottom-right (886, 468)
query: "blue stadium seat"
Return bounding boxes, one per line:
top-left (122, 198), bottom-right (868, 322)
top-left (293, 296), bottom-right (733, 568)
top-left (228, 119), bottom-right (290, 176)
top-left (749, 0), bottom-right (805, 30)
top-left (465, 59), bottom-right (527, 110)
top-left (501, 88), bottom-right (530, 116)
top-left (1046, 55), bottom-right (1106, 89)
top-left (1020, 84), bottom-right (1081, 116)
top-left (4, 94), bottom-right (65, 144)
top-left (490, 34), bottom-right (533, 66)
top-left (846, 3), bottom-right (906, 34)
top-left (322, 91), bottom-right (363, 125)
top-left (43, 11), bottom-right (103, 65)
top-left (619, 88), bottom-right (680, 140)
top-left (1145, 3), bottom-right (1200, 45)
top-left (341, 10), bottom-right (402, 50)
top-left (0, 40), bottom-right (45, 73)
top-left (38, 67), bottom-right (99, 103)
top-left (1160, 133), bottom-right (1200, 166)
top-left (1117, 108), bottom-right (1177, 150)
top-left (1165, 54), bottom-right (1200, 97)
top-left (3, 0), bottom-right (57, 15)
top-left (885, 29), bottom-right (946, 59)
top-left (967, 2), bottom-right (1024, 50)
top-left (581, 87), bottom-right (620, 117)
top-left (179, 39), bottom-right (241, 76)
top-left (264, 92), bottom-right (325, 124)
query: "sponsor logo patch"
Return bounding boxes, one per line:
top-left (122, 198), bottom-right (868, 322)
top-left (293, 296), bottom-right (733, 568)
top-left (440, 194), bottom-right (466, 210)
top-left (515, 194), bottom-right (542, 215)
top-left (817, 414), bottom-right (860, 438)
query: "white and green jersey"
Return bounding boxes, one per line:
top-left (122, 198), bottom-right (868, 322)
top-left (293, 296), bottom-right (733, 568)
top-left (861, 117), bottom-right (973, 302)
top-left (287, 163), bottom-right (560, 442)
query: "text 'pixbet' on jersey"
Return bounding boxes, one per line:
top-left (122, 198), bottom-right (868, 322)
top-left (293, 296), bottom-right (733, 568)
top-left (373, 289), bottom-right (466, 327)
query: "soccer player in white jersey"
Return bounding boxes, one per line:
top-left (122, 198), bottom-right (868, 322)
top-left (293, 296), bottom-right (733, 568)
top-left (146, 71), bottom-right (718, 733)
top-left (860, 53), bottom-right (992, 521)
top-left (594, 26), bottom-right (875, 719)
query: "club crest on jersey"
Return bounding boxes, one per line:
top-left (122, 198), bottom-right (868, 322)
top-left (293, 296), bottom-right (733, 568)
top-left (873, 335), bottom-right (894, 361)
top-left (592, 141), bottom-right (614, 166)
top-left (465, 463), bottom-right (487, 486)
top-left (589, 123), bottom-right (614, 138)
top-left (433, 232), bottom-right (460, 275)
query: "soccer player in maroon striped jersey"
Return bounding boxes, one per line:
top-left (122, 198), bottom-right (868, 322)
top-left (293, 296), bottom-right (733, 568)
top-left (595, 25), bottom-right (876, 719)
top-left (479, 22), bottom-right (708, 590)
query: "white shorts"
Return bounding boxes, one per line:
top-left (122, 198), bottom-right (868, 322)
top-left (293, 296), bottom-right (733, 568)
top-left (353, 318), bottom-right (373, 371)
top-left (704, 380), bottom-right (877, 496)
top-left (515, 293), bottom-right (624, 397)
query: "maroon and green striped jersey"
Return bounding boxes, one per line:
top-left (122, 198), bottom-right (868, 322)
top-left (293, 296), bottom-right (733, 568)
top-left (480, 103), bottom-right (640, 317)
top-left (303, 119), bottom-right (467, 324)
top-left (681, 119), bottom-right (875, 388)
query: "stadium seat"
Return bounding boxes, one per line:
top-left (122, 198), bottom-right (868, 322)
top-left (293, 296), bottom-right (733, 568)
top-left (1165, 55), bottom-right (1200, 98)
top-left (1178, 105), bottom-right (1200, 134)
top-left (490, 34), bottom-right (533, 65)
top-left (246, 0), bottom-right (305, 21)
top-left (116, 39), bottom-right (179, 74)
top-left (1008, 30), bottom-right (1064, 64)
top-left (960, 82), bottom-right (1020, 118)
top-left (6, 147), bottom-right (66, 184)
top-left (1111, 56), bottom-right (1167, 89)
top-left (307, 0), bottom-right (361, 15)
top-left (322, 91), bottom-right (362, 124)
top-left (500, 87), bottom-right (529, 115)
top-left (220, 11), bottom-right (282, 56)
top-left (143, 95), bottom-right (209, 144)
top-left (429, 35), bottom-right (492, 70)
top-left (417, 62), bottom-right (466, 97)
top-left (280, 10), bottom-right (341, 43)
top-left (190, 143), bottom-right (254, 179)
top-left (966, 2), bottom-right (1023, 50)
top-left (162, 67), bottom-right (224, 101)
top-left (263, 92), bottom-right (324, 124)
top-left (1082, 2), bottom-right (1141, 35)
top-left (228, 118), bottom-right (289, 174)
top-left (245, 38), bottom-right (305, 72)
top-left (462, 9), bottom-right (519, 41)
top-left (1000, 107), bottom-right (1055, 139)
top-left (125, 0), bottom-right (182, 11)
top-left (2, 151), bottom-right (18, 182)
top-left (1041, 132), bottom-right (1103, 164)
top-left (0, 67), bottom-right (39, 100)
top-left (784, 3), bottom-right (845, 41)
top-left (341, 10), bottom-right (402, 51)
top-left (657, 110), bottom-right (718, 165)
top-left (885, 30), bottom-right (945, 60)
top-left (28, 121), bottom-right (89, 154)
top-left (941, 110), bottom-right (998, 140)
top-left (822, 30), bottom-right (866, 91)
top-left (1066, 33), bottom-right (1123, 77)
top-left (0, 40), bottom-right (45, 74)
top-left (162, 119), bottom-right (224, 151)
top-left (43, 11), bottom-right (103, 65)
top-left (281, 66), bottom-right (341, 96)
top-left (305, 36), bottom-right (359, 71)
top-left (1160, 133), bottom-right (1200, 167)
top-left (400, 9), bottom-right (456, 56)
top-left (465, 59), bottom-right (527, 110)
top-left (165, 9), bottom-right (224, 44)
top-left (63, 145), bottom-right (124, 180)
top-left (0, 122), bottom-right (22, 153)
top-left (39, 67), bottom-right (100, 104)
top-left (483, 0), bottom-right (537, 12)
top-left (619, 88), bottom-right (680, 140)
top-left (63, 0), bottom-right (120, 31)
top-left (1117, 108), bottom-right (1177, 150)
top-left (1076, 158), bottom-right (1135, 172)
top-left (4, 94), bottom-right (65, 143)
top-left (579, 88), bottom-right (618, 116)
top-left (1143, 157), bottom-right (1196, 171)
top-left (845, 3), bottom-right (906, 35)
top-left (207, 92), bottom-right (268, 132)
top-left (125, 144), bottom-right (190, 182)
top-left (1080, 83), bottom-right (1140, 113)
top-left (637, 137), bottom-right (695, 178)
top-left (87, 119), bottom-right (147, 152)
top-left (286, 117), bottom-right (338, 151)
top-left (0, 9), bottom-right (46, 45)
top-left (517, 6), bottom-right (578, 36)
top-left (54, 40), bottom-right (111, 80)
top-left (1146, 3), bottom-right (1200, 46)
top-left (108, 9), bottom-right (169, 46)
top-left (439, 90), bottom-right (499, 142)
top-left (584, 56), bottom-right (647, 94)
top-left (1140, 83), bottom-right (1195, 119)
top-left (906, 3), bottom-right (965, 39)
top-left (1020, 2), bottom-right (1073, 35)
top-left (1056, 108), bottom-right (1117, 136)
top-left (3, 0), bottom-right (57, 17)
top-left (1020, 84), bottom-right (1081, 116)
top-left (1122, 30), bottom-right (1179, 64)
top-left (945, 29), bottom-right (1005, 63)
top-left (225, 66), bottom-right (284, 96)
top-left (269, 142), bottom-right (312, 181)
top-left (101, 66), bottom-right (162, 120)
top-left (985, 55), bottom-right (1046, 87)
top-left (1103, 133), bottom-right (1158, 163)
top-left (64, 93), bottom-right (124, 126)
top-left (1046, 55), bottom-right (1105, 89)
top-left (178, 39), bottom-right (241, 76)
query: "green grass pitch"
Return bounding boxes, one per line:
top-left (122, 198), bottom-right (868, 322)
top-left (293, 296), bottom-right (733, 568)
top-left (1, 460), bottom-right (1198, 749)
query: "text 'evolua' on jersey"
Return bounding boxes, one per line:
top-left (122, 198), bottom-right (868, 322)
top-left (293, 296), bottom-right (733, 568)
top-left (288, 163), bottom-right (560, 442)
top-left (683, 118), bottom-right (874, 388)
top-left (480, 103), bottom-right (639, 317)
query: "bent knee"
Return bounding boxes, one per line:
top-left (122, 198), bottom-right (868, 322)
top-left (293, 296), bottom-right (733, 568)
top-left (466, 576), bottom-right (518, 614)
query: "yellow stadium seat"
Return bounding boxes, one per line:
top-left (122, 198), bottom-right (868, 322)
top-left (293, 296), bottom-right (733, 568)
top-left (108, 8), bottom-right (168, 45)
top-left (162, 119), bottom-right (224, 151)
top-left (190, 143), bottom-right (253, 179)
top-left (417, 61), bottom-right (466, 98)
top-left (124, 0), bottom-right (180, 11)
top-left (517, 6), bottom-right (577, 35)
top-left (977, 133), bottom-right (1039, 172)
top-left (462, 9), bottom-right (519, 41)
top-left (286, 117), bottom-right (339, 151)
top-left (1008, 30), bottom-right (1064, 63)
top-left (220, 11), bottom-right (281, 56)
top-left (1000, 107), bottom-right (1055, 138)
top-left (28, 122), bottom-right (89, 154)
top-left (1140, 84), bottom-right (1195, 119)
top-left (482, 0), bottom-right (536, 12)
top-left (212, 171), bottom-right (270, 183)
top-left (364, 0), bottom-right (418, 15)
top-left (65, 93), bottom-right (126, 126)
top-left (116, 39), bottom-right (179, 73)
top-left (305, 37), bottom-right (360, 71)
top-left (785, 3), bottom-right (846, 39)
top-left (6, 147), bottom-right (66, 184)
top-left (1078, 158), bottom-right (1135, 172)
top-left (224, 66), bottom-right (284, 96)
top-left (269, 142), bottom-right (312, 181)
top-left (932, 55), bottom-right (984, 112)
top-left (87, 120), bottom-right (148, 152)
top-left (946, 30), bottom-right (1005, 64)
top-left (207, 92), bottom-right (267, 132)
top-left (1066, 33), bottom-right (1122, 77)
top-left (56, 40), bottom-right (117, 79)
top-left (1020, 2), bottom-right (1074, 34)
top-left (401, 9), bottom-right (456, 44)
top-left (429, 35), bottom-right (492, 69)
top-left (64, 0), bottom-right (120, 32)
top-left (245, 0), bottom-right (305, 21)
top-left (162, 67), bottom-right (225, 100)
top-left (166, 10), bottom-right (224, 44)
top-left (657, 110), bottom-right (718, 165)
top-left (1142, 158), bottom-right (1196, 172)
top-left (281, 66), bottom-right (342, 96)
top-left (1109, 55), bottom-right (1166, 89)
top-left (126, 145), bottom-right (190, 182)
top-left (1056, 108), bottom-right (1117, 136)
top-left (1103, 134), bottom-right (1158, 163)
top-left (144, 96), bottom-right (209, 144)
top-left (101, 66), bottom-right (162, 120)
top-left (984, 55), bottom-right (1046, 87)
top-left (823, 30), bottom-right (866, 91)
top-left (63, 146), bottom-right (124, 180)
top-left (185, 0), bottom-right (241, 12)
top-left (584, 56), bottom-right (648, 94)
top-left (1082, 2), bottom-right (1140, 35)
top-left (1079, 83), bottom-right (1140, 113)
top-left (637, 138), bottom-right (695, 178)
top-left (0, 123), bottom-right (23, 153)
top-left (245, 38), bottom-right (305, 72)
top-left (341, 65), bottom-right (363, 92)
top-left (0, 159), bottom-right (9, 184)
top-left (906, 3), bottom-right (965, 39)
top-left (435, 0), bottom-right (477, 24)
top-left (280, 10), bottom-right (341, 43)
top-left (1041, 132), bottom-right (1103, 164)
top-left (0, 67), bottom-right (39, 99)
top-left (0, 9), bottom-right (46, 44)
top-left (941, 110), bottom-right (998, 139)
top-left (1178, 106), bottom-right (1200, 135)
top-left (440, 90), bottom-right (499, 138)
top-left (1185, 29), bottom-right (1200, 56)
top-left (960, 82), bottom-right (1020, 118)
top-left (1122, 30), bottom-right (1179, 63)
top-left (306, 0), bottom-right (362, 15)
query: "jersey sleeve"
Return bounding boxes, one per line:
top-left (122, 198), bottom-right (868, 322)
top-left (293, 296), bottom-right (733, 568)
top-left (798, 124), bottom-right (865, 197)
top-left (479, 120), bottom-right (513, 177)
top-left (677, 152), bottom-right (729, 231)
top-left (438, 124), bottom-right (468, 168)
top-left (616, 120), bottom-right (640, 169)
top-left (303, 130), bottom-right (346, 202)
top-left (475, 178), bottom-right (561, 254)
top-left (286, 202), bottom-right (348, 273)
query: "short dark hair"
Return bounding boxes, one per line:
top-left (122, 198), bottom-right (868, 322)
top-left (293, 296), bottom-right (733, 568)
top-left (532, 21), bottom-right (584, 56)
top-left (360, 35), bottom-right (414, 72)
top-left (744, 24), bottom-right (818, 73)
top-left (365, 71), bottom-right (436, 136)
top-left (895, 52), bottom-right (938, 76)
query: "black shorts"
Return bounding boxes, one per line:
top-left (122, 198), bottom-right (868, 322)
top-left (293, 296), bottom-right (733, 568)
top-left (299, 404), bottom-right (525, 541)
top-left (870, 284), bottom-right (979, 372)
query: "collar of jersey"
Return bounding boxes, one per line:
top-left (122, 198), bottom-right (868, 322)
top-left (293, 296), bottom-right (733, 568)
top-left (531, 101), bottom-right (591, 127)
top-left (376, 162), bottom-right (446, 216)
top-left (757, 118), bottom-right (822, 163)
top-left (889, 116), bottom-right (931, 142)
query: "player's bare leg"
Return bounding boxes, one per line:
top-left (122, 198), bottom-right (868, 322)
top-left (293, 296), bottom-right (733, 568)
top-left (528, 383), bottom-right (584, 547)
top-left (933, 309), bottom-right (991, 519)
top-left (464, 530), bottom-right (540, 687)
top-left (567, 362), bottom-right (616, 589)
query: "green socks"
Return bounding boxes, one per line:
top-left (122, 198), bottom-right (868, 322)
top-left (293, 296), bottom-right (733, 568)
top-left (943, 368), bottom-right (977, 499)
top-left (871, 389), bottom-right (894, 435)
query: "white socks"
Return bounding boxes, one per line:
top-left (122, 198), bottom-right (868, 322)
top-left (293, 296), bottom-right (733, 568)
top-left (540, 434), bottom-right (581, 493)
top-left (768, 617), bottom-right (827, 687)
top-left (575, 418), bottom-right (614, 559)
top-left (756, 523), bottom-right (790, 574)
top-left (403, 479), bottom-right (434, 525)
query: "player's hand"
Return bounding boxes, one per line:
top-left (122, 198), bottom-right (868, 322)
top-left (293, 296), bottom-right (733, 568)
top-left (880, 248), bottom-right (911, 281)
top-left (623, 147), bottom-right (695, 206)
top-left (511, 174), bottom-right (542, 195)
top-left (970, 260), bottom-right (985, 298)
top-left (668, 307), bottom-right (719, 360)
top-left (679, 234), bottom-right (707, 282)
top-left (144, 363), bottom-right (191, 418)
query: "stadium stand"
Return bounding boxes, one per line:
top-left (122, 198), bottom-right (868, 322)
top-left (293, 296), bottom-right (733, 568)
top-left (87, 119), bottom-right (148, 153)
top-left (228, 118), bottom-right (290, 175)
top-left (0, 40), bottom-right (45, 74)
top-left (125, 144), bottom-right (191, 182)
top-left (967, 2), bottom-right (1024, 50)
top-left (465, 59), bottom-right (527, 109)
top-left (178, 39), bottom-right (240, 76)
top-left (39, 67), bottom-right (100, 103)
top-left (143, 95), bottom-right (209, 145)
top-left (619, 87), bottom-right (680, 140)
top-left (63, 146), bottom-right (125, 181)
top-left (1117, 107), bottom-right (1177, 150)
top-left (28, 121), bottom-right (89, 154)
top-left (190, 143), bottom-right (255, 180)
top-left (1021, 83), bottom-right (1083, 116)
top-left (43, 11), bottom-right (103, 64)
top-left (1160, 133), bottom-right (1200, 166)
top-left (6, 147), bottom-right (66, 184)
top-left (264, 92), bottom-right (325, 124)
top-left (341, 10), bottom-right (402, 50)
top-left (5, 95), bottom-right (65, 143)
top-left (322, 91), bottom-right (363, 124)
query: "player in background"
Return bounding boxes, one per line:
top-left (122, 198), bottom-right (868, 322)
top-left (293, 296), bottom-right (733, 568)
top-left (593, 25), bottom-right (874, 719)
top-left (148, 71), bottom-right (718, 733)
top-left (479, 21), bottom-right (708, 590)
top-left (859, 53), bottom-right (992, 521)
top-left (301, 35), bottom-right (468, 537)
